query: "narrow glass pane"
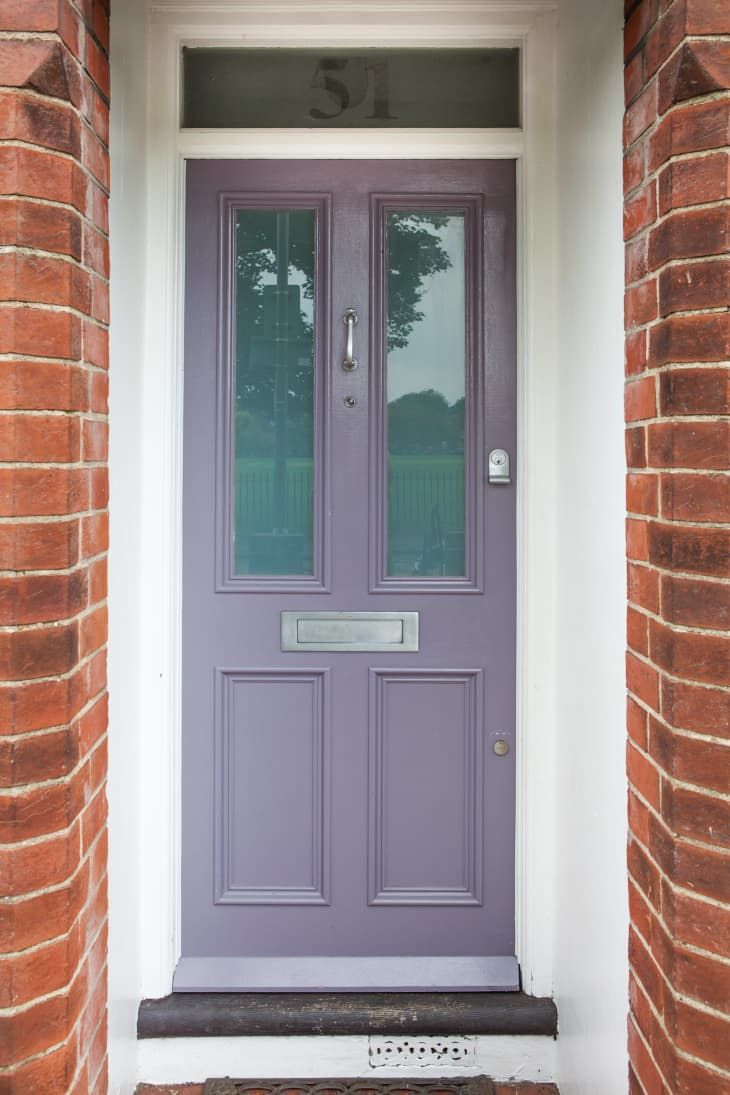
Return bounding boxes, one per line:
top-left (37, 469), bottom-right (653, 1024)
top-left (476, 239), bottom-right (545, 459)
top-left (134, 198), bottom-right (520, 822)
top-left (386, 212), bottom-right (466, 578)
top-left (233, 210), bottom-right (315, 576)
top-left (183, 49), bottom-right (520, 129)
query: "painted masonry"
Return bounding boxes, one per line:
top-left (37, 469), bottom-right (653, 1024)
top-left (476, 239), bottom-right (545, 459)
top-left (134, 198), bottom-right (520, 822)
top-left (0, 0), bottom-right (728, 1092)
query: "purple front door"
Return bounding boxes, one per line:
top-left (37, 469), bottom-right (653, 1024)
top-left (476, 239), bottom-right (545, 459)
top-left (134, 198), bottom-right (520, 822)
top-left (176, 160), bottom-right (517, 991)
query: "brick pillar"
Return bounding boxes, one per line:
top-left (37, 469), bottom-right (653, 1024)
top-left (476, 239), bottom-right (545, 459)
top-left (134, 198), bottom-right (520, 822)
top-left (0, 3), bottom-right (110, 1092)
top-left (624, 0), bottom-right (730, 1091)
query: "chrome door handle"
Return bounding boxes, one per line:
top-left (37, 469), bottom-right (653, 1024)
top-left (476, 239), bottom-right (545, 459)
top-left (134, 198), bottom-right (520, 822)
top-left (342, 308), bottom-right (358, 370)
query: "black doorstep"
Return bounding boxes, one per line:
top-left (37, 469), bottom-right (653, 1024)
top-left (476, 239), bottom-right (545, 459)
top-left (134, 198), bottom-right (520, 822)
top-left (137, 992), bottom-right (558, 1039)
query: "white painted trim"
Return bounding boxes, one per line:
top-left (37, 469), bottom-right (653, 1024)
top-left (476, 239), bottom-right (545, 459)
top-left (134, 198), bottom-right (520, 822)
top-left (178, 130), bottom-right (525, 160)
top-left (137, 1034), bottom-right (558, 1084)
top-left (109, 0), bottom-right (560, 1088)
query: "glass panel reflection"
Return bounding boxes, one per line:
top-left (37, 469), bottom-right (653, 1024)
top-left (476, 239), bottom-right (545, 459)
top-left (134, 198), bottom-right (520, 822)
top-left (386, 212), bottom-right (466, 577)
top-left (233, 209), bottom-right (315, 576)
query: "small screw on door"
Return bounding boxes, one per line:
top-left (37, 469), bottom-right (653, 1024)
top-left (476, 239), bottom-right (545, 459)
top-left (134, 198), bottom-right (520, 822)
top-left (344, 395), bottom-right (357, 408)
top-left (493, 740), bottom-right (510, 757)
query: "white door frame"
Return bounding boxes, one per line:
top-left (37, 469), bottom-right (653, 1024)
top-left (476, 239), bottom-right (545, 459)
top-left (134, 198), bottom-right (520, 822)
top-left (109, 0), bottom-right (560, 1082)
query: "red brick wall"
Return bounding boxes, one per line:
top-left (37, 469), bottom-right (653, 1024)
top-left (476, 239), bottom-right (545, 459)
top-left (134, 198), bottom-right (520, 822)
top-left (0, 2), bottom-right (110, 1092)
top-left (624, 0), bottom-right (730, 1091)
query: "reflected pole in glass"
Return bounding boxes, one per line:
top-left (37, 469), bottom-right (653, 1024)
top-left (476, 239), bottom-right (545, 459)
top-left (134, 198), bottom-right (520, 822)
top-left (274, 213), bottom-right (290, 534)
top-left (233, 208), bottom-right (315, 576)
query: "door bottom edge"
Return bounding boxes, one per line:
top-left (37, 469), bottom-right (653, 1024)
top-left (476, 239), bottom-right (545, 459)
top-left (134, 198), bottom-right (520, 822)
top-left (172, 955), bottom-right (520, 993)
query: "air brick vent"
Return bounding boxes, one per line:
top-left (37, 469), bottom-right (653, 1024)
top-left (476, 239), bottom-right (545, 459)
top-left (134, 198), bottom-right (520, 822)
top-left (368, 1035), bottom-right (476, 1067)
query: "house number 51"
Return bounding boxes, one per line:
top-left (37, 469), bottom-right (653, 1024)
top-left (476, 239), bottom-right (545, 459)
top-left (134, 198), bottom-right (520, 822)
top-left (309, 58), bottom-right (396, 120)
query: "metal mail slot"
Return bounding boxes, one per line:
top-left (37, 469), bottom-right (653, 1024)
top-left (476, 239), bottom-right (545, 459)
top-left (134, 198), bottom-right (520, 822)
top-left (281, 611), bottom-right (419, 652)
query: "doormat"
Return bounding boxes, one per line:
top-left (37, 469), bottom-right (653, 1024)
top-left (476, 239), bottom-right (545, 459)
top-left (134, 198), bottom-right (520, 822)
top-left (204, 1081), bottom-right (496, 1095)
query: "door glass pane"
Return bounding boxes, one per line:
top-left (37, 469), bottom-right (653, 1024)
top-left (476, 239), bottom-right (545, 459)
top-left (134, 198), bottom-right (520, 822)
top-left (233, 209), bottom-right (315, 576)
top-left (386, 212), bottom-right (466, 577)
top-left (183, 48), bottom-right (520, 129)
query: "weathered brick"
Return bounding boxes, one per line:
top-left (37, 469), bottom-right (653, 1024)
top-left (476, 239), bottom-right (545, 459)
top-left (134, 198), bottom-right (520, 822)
top-left (0, 305), bottom-right (82, 360)
top-left (0, 466), bottom-right (91, 517)
top-left (626, 375), bottom-right (658, 421)
top-left (686, 0), bottom-right (730, 33)
top-left (626, 235), bottom-right (649, 284)
top-left (626, 0), bottom-right (660, 60)
top-left (0, 40), bottom-right (72, 100)
top-left (0, 621), bottom-right (78, 682)
top-left (664, 784), bottom-right (730, 853)
top-left (628, 471), bottom-right (660, 514)
top-left (626, 328), bottom-right (648, 375)
top-left (0, 90), bottom-right (80, 156)
top-left (661, 472), bottom-right (730, 524)
top-left (650, 617), bottom-right (730, 686)
top-left (659, 152), bottom-right (730, 216)
top-left (648, 206), bottom-right (729, 269)
top-left (0, 570), bottom-right (87, 627)
top-left (675, 999), bottom-right (730, 1073)
top-left (625, 80), bottom-right (660, 148)
top-left (662, 571), bottom-right (730, 629)
top-left (0, 413), bottom-right (81, 464)
top-left (648, 99), bottom-right (730, 172)
top-left (628, 561), bottom-right (661, 613)
top-left (647, 420), bottom-right (730, 470)
top-left (659, 259), bottom-right (730, 315)
top-left (658, 40), bottom-right (730, 114)
top-left (628, 650), bottom-right (661, 710)
top-left (651, 715), bottom-right (730, 791)
top-left (662, 677), bottom-right (730, 738)
top-left (645, 0), bottom-right (688, 78)
top-left (627, 425), bottom-right (648, 468)
top-left (648, 520), bottom-right (730, 576)
top-left (626, 277), bottom-right (659, 327)
top-left (625, 179), bottom-right (658, 240)
top-left (0, 519), bottom-right (79, 570)
top-left (660, 366), bottom-right (730, 416)
top-left (0, 22), bottom-right (109, 1082)
top-left (0, 198), bottom-right (82, 260)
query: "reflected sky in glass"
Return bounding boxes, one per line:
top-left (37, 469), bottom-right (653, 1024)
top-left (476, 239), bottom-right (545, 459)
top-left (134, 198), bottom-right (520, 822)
top-left (386, 212), bottom-right (466, 578)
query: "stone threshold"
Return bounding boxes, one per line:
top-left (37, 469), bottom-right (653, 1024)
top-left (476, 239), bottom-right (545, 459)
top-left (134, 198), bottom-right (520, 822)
top-left (137, 992), bottom-right (558, 1039)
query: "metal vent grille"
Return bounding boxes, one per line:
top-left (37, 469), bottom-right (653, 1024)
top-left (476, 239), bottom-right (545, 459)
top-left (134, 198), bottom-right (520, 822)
top-left (369, 1035), bottom-right (477, 1067)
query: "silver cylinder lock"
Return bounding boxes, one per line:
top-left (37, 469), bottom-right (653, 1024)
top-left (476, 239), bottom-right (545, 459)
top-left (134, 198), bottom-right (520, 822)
top-left (488, 449), bottom-right (511, 485)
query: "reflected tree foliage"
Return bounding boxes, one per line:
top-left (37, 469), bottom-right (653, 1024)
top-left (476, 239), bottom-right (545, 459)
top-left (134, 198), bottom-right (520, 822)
top-left (386, 213), bottom-right (452, 351)
top-left (388, 390), bottom-right (464, 455)
top-left (234, 211), bottom-right (456, 460)
top-left (232, 207), bottom-right (461, 576)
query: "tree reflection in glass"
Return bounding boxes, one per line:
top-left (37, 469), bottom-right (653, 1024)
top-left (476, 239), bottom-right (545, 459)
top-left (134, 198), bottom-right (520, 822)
top-left (233, 209), bottom-right (315, 575)
top-left (386, 212), bottom-right (466, 577)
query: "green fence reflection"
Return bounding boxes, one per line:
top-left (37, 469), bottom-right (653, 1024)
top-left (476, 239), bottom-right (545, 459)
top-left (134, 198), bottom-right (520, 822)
top-left (233, 456), bottom-right (464, 576)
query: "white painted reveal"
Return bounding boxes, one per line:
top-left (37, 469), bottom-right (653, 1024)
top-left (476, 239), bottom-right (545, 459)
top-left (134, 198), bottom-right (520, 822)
top-left (108, 0), bottom-right (627, 1091)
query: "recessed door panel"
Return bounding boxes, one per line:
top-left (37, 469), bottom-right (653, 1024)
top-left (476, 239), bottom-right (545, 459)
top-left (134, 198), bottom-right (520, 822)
top-left (369, 670), bottom-right (483, 905)
top-left (215, 670), bottom-right (329, 905)
top-left (180, 160), bottom-right (517, 992)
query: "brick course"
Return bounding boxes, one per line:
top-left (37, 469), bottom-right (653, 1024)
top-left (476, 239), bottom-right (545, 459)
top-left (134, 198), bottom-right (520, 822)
top-left (0, 1), bottom-right (110, 1093)
top-left (624, 1), bottom-right (730, 1092)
